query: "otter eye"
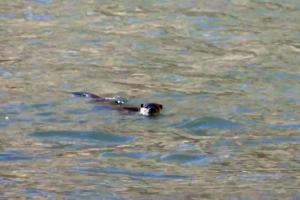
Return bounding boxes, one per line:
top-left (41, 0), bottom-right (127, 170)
top-left (141, 104), bottom-right (144, 108)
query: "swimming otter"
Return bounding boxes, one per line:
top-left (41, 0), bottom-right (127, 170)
top-left (71, 92), bottom-right (163, 116)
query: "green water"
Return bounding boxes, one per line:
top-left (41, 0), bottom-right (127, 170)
top-left (1, 0), bottom-right (300, 199)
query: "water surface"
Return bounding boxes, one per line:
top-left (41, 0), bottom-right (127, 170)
top-left (1, 0), bottom-right (300, 199)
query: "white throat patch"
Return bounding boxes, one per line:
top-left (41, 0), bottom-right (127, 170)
top-left (139, 107), bottom-right (150, 116)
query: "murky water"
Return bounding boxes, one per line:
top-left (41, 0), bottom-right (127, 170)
top-left (1, 0), bottom-right (300, 199)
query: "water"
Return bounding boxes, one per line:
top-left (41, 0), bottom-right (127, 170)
top-left (1, 0), bottom-right (300, 199)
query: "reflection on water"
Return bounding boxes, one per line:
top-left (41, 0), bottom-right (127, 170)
top-left (176, 116), bottom-right (241, 135)
top-left (31, 130), bottom-right (135, 150)
top-left (75, 166), bottom-right (190, 180)
top-left (1, 0), bottom-right (300, 199)
top-left (0, 150), bottom-right (32, 162)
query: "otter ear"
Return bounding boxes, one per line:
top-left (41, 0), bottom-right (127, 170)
top-left (141, 104), bottom-right (144, 108)
top-left (159, 105), bottom-right (163, 110)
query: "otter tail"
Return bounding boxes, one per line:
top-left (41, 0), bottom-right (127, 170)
top-left (71, 92), bottom-right (101, 99)
top-left (70, 91), bottom-right (127, 104)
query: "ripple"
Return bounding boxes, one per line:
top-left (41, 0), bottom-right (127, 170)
top-left (160, 74), bottom-right (190, 84)
top-left (160, 153), bottom-right (216, 166)
top-left (66, 189), bottom-right (123, 200)
top-left (239, 172), bottom-right (286, 182)
top-left (31, 130), bottom-right (135, 147)
top-left (101, 150), bottom-right (216, 166)
top-left (0, 177), bottom-right (15, 185)
top-left (245, 136), bottom-right (300, 146)
top-left (0, 12), bottom-right (17, 20)
top-left (24, 12), bottom-right (53, 21)
top-left (144, 29), bottom-right (167, 38)
top-left (217, 172), bottom-right (287, 183)
top-left (0, 68), bottom-right (13, 78)
top-left (24, 188), bottom-right (54, 199)
top-left (271, 124), bottom-right (300, 131)
top-left (189, 15), bottom-right (223, 31)
top-left (75, 167), bottom-right (190, 180)
top-left (1, 102), bottom-right (74, 127)
top-left (2, 103), bottom-right (29, 114)
top-left (177, 117), bottom-right (240, 135)
top-left (101, 152), bottom-right (157, 160)
top-left (0, 150), bottom-right (32, 162)
top-left (0, 116), bottom-right (9, 128)
top-left (29, 0), bottom-right (53, 5)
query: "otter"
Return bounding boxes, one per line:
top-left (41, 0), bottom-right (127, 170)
top-left (71, 92), bottom-right (163, 116)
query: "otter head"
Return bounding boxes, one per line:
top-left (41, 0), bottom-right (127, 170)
top-left (140, 103), bottom-right (163, 116)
